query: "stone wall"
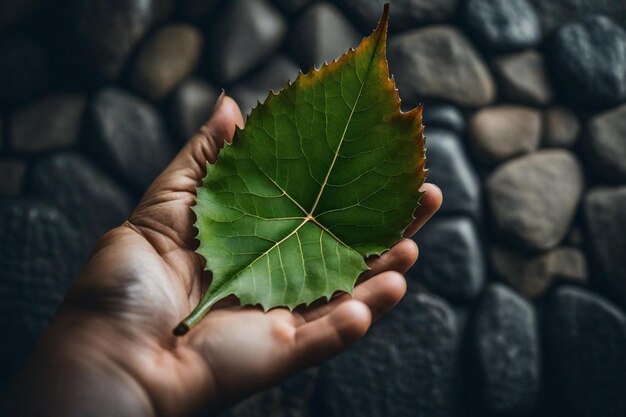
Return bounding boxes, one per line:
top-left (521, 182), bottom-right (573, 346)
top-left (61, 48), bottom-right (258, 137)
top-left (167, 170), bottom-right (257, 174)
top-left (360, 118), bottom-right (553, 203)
top-left (1, 0), bottom-right (625, 416)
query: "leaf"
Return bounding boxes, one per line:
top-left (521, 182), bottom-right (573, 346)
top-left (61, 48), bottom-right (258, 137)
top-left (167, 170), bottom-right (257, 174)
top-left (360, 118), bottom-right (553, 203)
top-left (175, 4), bottom-right (426, 335)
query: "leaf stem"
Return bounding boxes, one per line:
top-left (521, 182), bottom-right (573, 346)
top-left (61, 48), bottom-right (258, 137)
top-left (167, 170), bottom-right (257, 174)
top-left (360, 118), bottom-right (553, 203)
top-left (173, 295), bottom-right (219, 336)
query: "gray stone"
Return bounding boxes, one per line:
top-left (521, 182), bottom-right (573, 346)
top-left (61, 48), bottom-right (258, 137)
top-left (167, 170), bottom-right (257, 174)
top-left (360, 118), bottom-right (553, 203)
top-left (389, 26), bottom-right (496, 108)
top-left (529, 0), bottom-right (626, 35)
top-left (88, 87), bottom-right (175, 191)
top-left (544, 106), bottom-right (580, 148)
top-left (231, 56), bottom-right (300, 117)
top-left (10, 93), bottom-right (85, 152)
top-left (465, 0), bottom-right (541, 51)
top-left (486, 150), bottom-right (584, 251)
top-left (491, 246), bottom-right (587, 299)
top-left (493, 50), bottom-right (553, 105)
top-left (170, 77), bottom-right (219, 141)
top-left (71, 0), bottom-right (155, 80)
top-left (544, 286), bottom-right (626, 417)
top-left (472, 284), bottom-right (539, 415)
top-left (585, 104), bottom-right (626, 183)
top-left (422, 104), bottom-right (466, 134)
top-left (0, 199), bottom-right (81, 391)
top-left (315, 292), bottom-right (459, 417)
top-left (585, 187), bottom-right (626, 300)
top-left (27, 152), bottom-right (133, 249)
top-left (208, 0), bottom-right (287, 83)
top-left (131, 24), bottom-right (203, 100)
top-left (547, 15), bottom-right (626, 109)
top-left (221, 368), bottom-right (317, 417)
top-left (0, 159), bottom-right (27, 195)
top-left (288, 2), bottom-right (361, 70)
top-left (423, 129), bottom-right (481, 218)
top-left (469, 105), bottom-right (542, 163)
top-left (409, 217), bottom-right (485, 301)
top-left (0, 37), bottom-right (51, 108)
top-left (333, 0), bottom-right (459, 31)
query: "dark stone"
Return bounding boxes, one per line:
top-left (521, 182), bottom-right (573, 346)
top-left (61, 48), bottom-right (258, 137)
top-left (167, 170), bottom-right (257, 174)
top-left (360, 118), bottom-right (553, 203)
top-left (271, 0), bottom-right (312, 13)
top-left (0, 159), bottom-right (27, 195)
top-left (389, 26), bottom-right (495, 107)
top-left (180, 0), bottom-right (221, 20)
top-left (333, 0), bottom-right (459, 31)
top-left (409, 216), bottom-right (485, 301)
top-left (70, 0), bottom-right (155, 80)
top-left (472, 284), bottom-right (539, 415)
top-left (425, 129), bottom-right (480, 218)
top-left (0, 37), bottom-right (51, 108)
top-left (469, 105), bottom-right (542, 164)
top-left (585, 104), bottom-right (626, 183)
top-left (544, 106), bottom-right (580, 148)
top-left (288, 2), bottom-right (361, 70)
top-left (207, 0), bottom-right (287, 83)
top-left (422, 104), bottom-right (466, 134)
top-left (10, 93), bottom-right (85, 152)
top-left (315, 292), bottom-right (459, 417)
top-left (464, 0), bottom-right (541, 51)
top-left (88, 87), bottom-right (175, 191)
top-left (0, 0), bottom-right (43, 33)
top-left (0, 199), bottom-right (82, 391)
top-left (493, 50), bottom-right (553, 105)
top-left (544, 286), bottom-right (626, 417)
top-left (486, 150), bottom-right (584, 251)
top-left (529, 0), bottom-right (626, 35)
top-left (170, 77), bottom-right (219, 141)
top-left (547, 15), bottom-right (626, 109)
top-left (131, 24), bottom-right (203, 100)
top-left (27, 152), bottom-right (133, 250)
top-left (231, 56), bottom-right (300, 117)
top-left (491, 246), bottom-right (587, 299)
top-left (221, 368), bottom-right (318, 417)
top-left (585, 187), bottom-right (626, 300)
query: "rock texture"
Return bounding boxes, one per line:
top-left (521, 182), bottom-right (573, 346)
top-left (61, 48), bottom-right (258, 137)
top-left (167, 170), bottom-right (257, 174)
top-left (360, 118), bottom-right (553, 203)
top-left (548, 15), bottom-right (626, 108)
top-left (389, 26), bottom-right (495, 107)
top-left (465, 0), bottom-right (541, 51)
top-left (544, 286), bottom-right (626, 417)
top-left (544, 106), bottom-right (580, 148)
top-left (10, 93), bottom-right (85, 152)
top-left (88, 87), bottom-right (175, 190)
top-left (472, 284), bottom-right (539, 415)
top-left (169, 77), bottom-right (218, 141)
top-left (493, 50), bottom-right (553, 105)
top-left (491, 246), bottom-right (587, 299)
top-left (410, 217), bottom-right (485, 301)
top-left (207, 0), bottom-right (286, 83)
top-left (486, 150), bottom-right (584, 250)
top-left (422, 104), bottom-right (466, 134)
top-left (470, 106), bottom-right (542, 163)
top-left (585, 187), bottom-right (626, 300)
top-left (288, 2), bottom-right (361, 70)
top-left (424, 129), bottom-right (481, 218)
top-left (131, 24), bottom-right (203, 100)
top-left (315, 292), bottom-right (459, 417)
top-left (585, 104), bottom-right (626, 183)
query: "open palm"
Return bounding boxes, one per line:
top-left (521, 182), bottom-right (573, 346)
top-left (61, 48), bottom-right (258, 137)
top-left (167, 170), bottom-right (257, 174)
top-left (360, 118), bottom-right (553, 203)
top-left (9, 96), bottom-right (442, 417)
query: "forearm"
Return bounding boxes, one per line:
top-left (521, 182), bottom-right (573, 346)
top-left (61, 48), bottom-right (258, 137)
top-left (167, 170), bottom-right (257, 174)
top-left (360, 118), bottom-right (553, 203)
top-left (2, 315), bottom-right (155, 417)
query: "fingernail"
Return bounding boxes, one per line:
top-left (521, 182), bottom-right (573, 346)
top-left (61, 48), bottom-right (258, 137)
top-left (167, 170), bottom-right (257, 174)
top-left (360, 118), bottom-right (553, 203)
top-left (214, 89), bottom-right (226, 110)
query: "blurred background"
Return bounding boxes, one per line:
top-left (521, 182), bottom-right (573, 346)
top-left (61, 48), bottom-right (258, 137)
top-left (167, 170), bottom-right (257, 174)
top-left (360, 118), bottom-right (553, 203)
top-left (1, 0), bottom-right (626, 416)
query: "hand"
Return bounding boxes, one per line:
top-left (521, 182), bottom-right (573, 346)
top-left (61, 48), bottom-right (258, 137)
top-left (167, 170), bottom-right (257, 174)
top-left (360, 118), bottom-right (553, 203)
top-left (4, 96), bottom-right (442, 417)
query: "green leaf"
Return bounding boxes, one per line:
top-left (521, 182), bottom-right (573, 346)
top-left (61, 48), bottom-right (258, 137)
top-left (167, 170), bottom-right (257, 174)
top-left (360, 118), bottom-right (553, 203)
top-left (175, 4), bottom-right (426, 335)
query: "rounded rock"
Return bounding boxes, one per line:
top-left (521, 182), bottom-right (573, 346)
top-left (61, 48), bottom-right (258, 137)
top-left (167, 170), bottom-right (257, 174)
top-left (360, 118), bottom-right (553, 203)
top-left (486, 150), bottom-right (584, 251)
top-left (544, 106), bottom-right (580, 148)
top-left (131, 24), bottom-right (203, 100)
top-left (547, 15), bottom-right (626, 109)
top-left (469, 105), bottom-right (542, 163)
top-left (585, 104), bottom-right (626, 183)
top-left (493, 50), bottom-right (553, 105)
top-left (389, 26), bottom-right (496, 107)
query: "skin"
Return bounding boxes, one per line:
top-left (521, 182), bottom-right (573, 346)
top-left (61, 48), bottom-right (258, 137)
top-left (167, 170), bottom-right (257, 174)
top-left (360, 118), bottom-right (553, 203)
top-left (3, 96), bottom-right (442, 417)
